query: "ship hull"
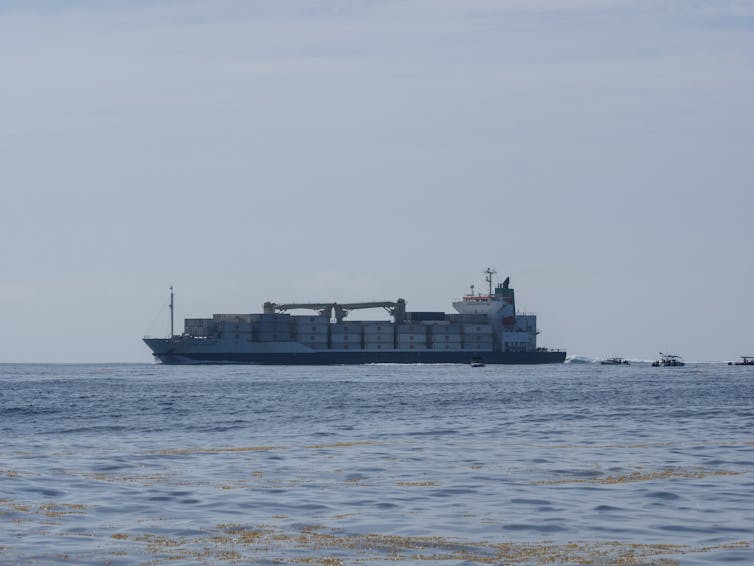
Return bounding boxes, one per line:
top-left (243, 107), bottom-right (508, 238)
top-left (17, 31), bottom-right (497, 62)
top-left (145, 343), bottom-right (566, 365)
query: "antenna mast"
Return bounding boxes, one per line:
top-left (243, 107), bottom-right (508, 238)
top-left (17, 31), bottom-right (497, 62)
top-left (484, 267), bottom-right (496, 297)
top-left (169, 286), bottom-right (174, 338)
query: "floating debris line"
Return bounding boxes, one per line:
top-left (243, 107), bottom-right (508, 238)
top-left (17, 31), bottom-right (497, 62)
top-left (91, 524), bottom-right (751, 564)
top-left (534, 467), bottom-right (741, 485)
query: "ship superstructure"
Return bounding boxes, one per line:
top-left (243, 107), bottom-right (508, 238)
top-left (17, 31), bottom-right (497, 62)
top-left (143, 269), bottom-right (565, 364)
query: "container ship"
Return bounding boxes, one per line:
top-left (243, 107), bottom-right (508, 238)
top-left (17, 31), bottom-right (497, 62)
top-left (143, 269), bottom-right (565, 365)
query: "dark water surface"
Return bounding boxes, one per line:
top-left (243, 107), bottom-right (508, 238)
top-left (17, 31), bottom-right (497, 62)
top-left (1, 363), bottom-right (752, 564)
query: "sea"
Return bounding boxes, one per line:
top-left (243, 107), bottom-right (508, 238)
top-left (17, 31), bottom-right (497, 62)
top-left (1, 361), bottom-right (752, 565)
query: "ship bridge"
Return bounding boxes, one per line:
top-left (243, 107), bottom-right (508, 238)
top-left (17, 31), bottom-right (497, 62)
top-left (452, 268), bottom-right (516, 325)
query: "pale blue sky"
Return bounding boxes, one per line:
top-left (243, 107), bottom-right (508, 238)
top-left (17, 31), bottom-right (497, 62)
top-left (1, 0), bottom-right (752, 362)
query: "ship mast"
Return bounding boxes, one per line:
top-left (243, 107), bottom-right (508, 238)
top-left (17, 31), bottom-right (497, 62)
top-left (484, 267), bottom-right (496, 297)
top-left (169, 286), bottom-right (174, 338)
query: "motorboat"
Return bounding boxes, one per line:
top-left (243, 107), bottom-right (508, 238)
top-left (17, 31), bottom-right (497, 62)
top-left (652, 353), bottom-right (685, 367)
top-left (470, 355), bottom-right (486, 367)
top-left (601, 357), bottom-right (630, 365)
top-left (729, 356), bottom-right (754, 366)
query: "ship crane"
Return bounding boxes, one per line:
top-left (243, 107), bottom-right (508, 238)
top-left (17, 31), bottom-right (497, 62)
top-left (264, 302), bottom-right (335, 320)
top-left (335, 300), bottom-right (406, 324)
top-left (265, 299), bottom-right (406, 323)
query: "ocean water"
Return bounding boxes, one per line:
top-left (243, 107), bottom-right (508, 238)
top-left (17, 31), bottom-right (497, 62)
top-left (1, 362), bottom-right (752, 565)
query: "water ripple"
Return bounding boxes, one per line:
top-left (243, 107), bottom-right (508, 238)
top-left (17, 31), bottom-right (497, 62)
top-left (0, 362), bottom-right (752, 563)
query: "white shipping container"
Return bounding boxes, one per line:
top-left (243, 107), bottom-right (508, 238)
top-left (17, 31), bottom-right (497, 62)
top-left (363, 334), bottom-right (394, 344)
top-left (397, 343), bottom-right (427, 349)
top-left (363, 343), bottom-right (395, 350)
top-left (431, 343), bottom-right (461, 350)
top-left (330, 334), bottom-right (362, 344)
top-left (429, 336), bottom-right (461, 347)
top-left (249, 314), bottom-right (291, 323)
top-left (293, 315), bottom-right (328, 324)
top-left (433, 334), bottom-right (459, 342)
top-left (295, 320), bottom-right (329, 330)
top-left (255, 331), bottom-right (293, 342)
top-left (465, 334), bottom-right (494, 341)
top-left (462, 324), bottom-right (493, 335)
top-left (430, 344), bottom-right (462, 350)
top-left (255, 324), bottom-right (293, 334)
top-left (331, 322), bottom-right (363, 334)
top-left (396, 324), bottom-right (425, 334)
top-left (363, 322), bottom-right (393, 333)
top-left (213, 314), bottom-right (253, 323)
top-left (431, 324), bottom-right (462, 335)
top-left (397, 335), bottom-right (427, 346)
top-left (217, 321), bottom-right (253, 332)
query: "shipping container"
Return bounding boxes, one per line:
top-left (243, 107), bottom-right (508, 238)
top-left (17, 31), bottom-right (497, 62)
top-left (362, 337), bottom-right (395, 348)
top-left (363, 322), bottom-right (393, 333)
top-left (430, 342), bottom-right (462, 350)
top-left (254, 320), bottom-right (293, 330)
top-left (397, 337), bottom-right (428, 348)
top-left (330, 322), bottom-right (364, 334)
top-left (462, 324), bottom-right (493, 335)
top-left (363, 334), bottom-right (394, 343)
top-left (330, 334), bottom-right (362, 345)
top-left (429, 335), bottom-right (461, 344)
top-left (396, 323), bottom-right (426, 334)
top-left (291, 315), bottom-right (330, 325)
top-left (363, 343), bottom-right (395, 350)
top-left (431, 343), bottom-right (462, 350)
top-left (216, 320), bottom-right (253, 332)
top-left (213, 313), bottom-right (253, 323)
top-left (430, 323), bottom-right (462, 335)
top-left (407, 311), bottom-right (446, 322)
top-left (294, 319), bottom-right (329, 328)
top-left (396, 344), bottom-right (425, 350)
top-left (294, 324), bottom-right (329, 335)
top-left (397, 333), bottom-right (427, 343)
top-left (254, 330), bottom-right (293, 342)
top-left (429, 334), bottom-right (461, 348)
top-left (184, 318), bottom-right (217, 337)
top-left (249, 313), bottom-right (291, 322)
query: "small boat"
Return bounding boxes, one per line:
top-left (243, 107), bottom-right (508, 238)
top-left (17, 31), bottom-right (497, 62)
top-left (729, 356), bottom-right (754, 366)
top-left (652, 353), bottom-right (685, 367)
top-left (601, 357), bottom-right (630, 365)
top-left (470, 355), bottom-right (485, 367)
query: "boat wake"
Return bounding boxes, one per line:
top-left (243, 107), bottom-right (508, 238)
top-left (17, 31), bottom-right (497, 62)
top-left (565, 355), bottom-right (600, 364)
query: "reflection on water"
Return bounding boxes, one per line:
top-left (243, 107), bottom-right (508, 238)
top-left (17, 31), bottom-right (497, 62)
top-left (1, 363), bottom-right (753, 564)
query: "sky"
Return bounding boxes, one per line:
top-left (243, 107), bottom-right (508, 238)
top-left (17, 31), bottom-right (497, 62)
top-left (1, 0), bottom-right (752, 363)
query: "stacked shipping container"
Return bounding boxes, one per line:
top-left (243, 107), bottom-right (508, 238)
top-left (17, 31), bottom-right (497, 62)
top-left (293, 315), bottom-right (328, 349)
top-left (363, 322), bottom-right (395, 350)
top-left (396, 323), bottom-right (428, 349)
top-left (250, 313), bottom-right (292, 342)
top-left (429, 323), bottom-right (462, 350)
top-left (462, 323), bottom-right (494, 351)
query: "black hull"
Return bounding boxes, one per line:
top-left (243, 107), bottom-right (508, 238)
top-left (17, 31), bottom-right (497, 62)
top-left (153, 350), bottom-right (566, 365)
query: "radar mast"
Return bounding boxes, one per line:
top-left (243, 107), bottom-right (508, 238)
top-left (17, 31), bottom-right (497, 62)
top-left (169, 286), bottom-right (174, 338)
top-left (484, 267), bottom-right (496, 297)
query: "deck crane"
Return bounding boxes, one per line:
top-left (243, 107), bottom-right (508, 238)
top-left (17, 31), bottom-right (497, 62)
top-left (264, 299), bottom-right (406, 323)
